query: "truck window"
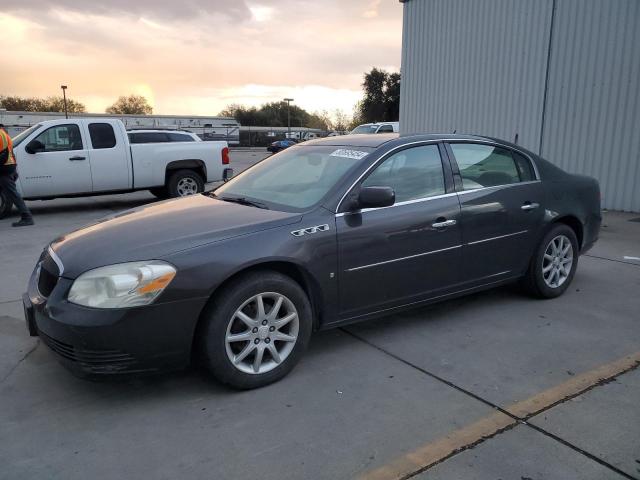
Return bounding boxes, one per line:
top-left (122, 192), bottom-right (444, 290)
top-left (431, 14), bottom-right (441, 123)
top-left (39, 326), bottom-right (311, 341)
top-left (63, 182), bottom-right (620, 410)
top-left (33, 124), bottom-right (83, 152)
top-left (377, 125), bottom-right (394, 133)
top-left (129, 132), bottom-right (170, 144)
top-left (89, 123), bottom-right (117, 149)
top-left (168, 133), bottom-right (196, 142)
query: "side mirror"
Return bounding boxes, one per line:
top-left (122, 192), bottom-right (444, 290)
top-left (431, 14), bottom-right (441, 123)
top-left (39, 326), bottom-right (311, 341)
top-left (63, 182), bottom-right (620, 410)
top-left (357, 186), bottom-right (395, 209)
top-left (25, 140), bottom-right (45, 154)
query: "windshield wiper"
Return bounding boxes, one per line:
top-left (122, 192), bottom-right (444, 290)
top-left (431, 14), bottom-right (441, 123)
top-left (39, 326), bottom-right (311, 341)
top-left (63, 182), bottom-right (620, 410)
top-left (215, 195), bottom-right (269, 210)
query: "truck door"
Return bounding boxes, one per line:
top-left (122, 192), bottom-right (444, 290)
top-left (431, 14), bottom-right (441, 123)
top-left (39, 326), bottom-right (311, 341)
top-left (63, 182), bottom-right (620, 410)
top-left (17, 123), bottom-right (92, 197)
top-left (84, 120), bottom-right (131, 192)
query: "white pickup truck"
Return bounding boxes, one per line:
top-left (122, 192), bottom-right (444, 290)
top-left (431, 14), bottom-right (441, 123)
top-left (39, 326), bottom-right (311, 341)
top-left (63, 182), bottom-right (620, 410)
top-left (1, 118), bottom-right (232, 217)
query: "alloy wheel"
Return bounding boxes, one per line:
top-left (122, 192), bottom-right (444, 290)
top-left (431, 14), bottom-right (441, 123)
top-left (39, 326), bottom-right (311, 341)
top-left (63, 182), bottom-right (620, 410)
top-left (176, 177), bottom-right (199, 196)
top-left (225, 292), bottom-right (299, 375)
top-left (542, 234), bottom-right (573, 288)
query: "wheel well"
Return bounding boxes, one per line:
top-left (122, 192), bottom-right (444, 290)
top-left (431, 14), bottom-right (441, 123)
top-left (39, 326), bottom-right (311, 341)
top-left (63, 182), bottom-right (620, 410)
top-left (553, 215), bottom-right (584, 248)
top-left (190, 261), bottom-right (324, 361)
top-left (165, 160), bottom-right (206, 185)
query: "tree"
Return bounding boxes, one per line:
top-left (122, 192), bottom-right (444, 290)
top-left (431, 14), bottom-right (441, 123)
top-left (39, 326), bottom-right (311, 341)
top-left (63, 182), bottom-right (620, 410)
top-left (218, 102), bottom-right (331, 130)
top-left (0, 95), bottom-right (86, 113)
top-left (106, 95), bottom-right (153, 115)
top-left (354, 68), bottom-right (401, 124)
top-left (332, 109), bottom-right (351, 132)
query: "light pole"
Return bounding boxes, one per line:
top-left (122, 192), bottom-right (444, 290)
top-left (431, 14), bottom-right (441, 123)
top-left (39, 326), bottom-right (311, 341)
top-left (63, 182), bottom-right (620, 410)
top-left (284, 98), bottom-right (294, 138)
top-left (61, 85), bottom-right (68, 119)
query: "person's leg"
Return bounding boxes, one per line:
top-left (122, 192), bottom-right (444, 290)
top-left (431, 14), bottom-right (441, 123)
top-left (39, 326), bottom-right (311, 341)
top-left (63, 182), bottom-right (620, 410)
top-left (0, 174), bottom-right (34, 225)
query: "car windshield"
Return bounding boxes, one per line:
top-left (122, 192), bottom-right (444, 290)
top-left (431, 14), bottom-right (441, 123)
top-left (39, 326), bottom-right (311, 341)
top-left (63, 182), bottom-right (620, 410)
top-left (11, 124), bottom-right (42, 147)
top-left (350, 125), bottom-right (378, 134)
top-left (214, 145), bottom-right (373, 211)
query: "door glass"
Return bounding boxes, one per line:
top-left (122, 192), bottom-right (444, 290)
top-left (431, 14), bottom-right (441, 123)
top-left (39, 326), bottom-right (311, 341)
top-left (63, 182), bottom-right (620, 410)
top-left (362, 145), bottom-right (445, 202)
top-left (34, 125), bottom-right (83, 152)
top-left (377, 125), bottom-right (394, 133)
top-left (451, 143), bottom-right (520, 189)
top-left (88, 123), bottom-right (117, 149)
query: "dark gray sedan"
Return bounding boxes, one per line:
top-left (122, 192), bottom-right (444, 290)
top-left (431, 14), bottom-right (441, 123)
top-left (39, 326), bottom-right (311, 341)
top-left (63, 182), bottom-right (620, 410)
top-left (23, 134), bottom-right (601, 389)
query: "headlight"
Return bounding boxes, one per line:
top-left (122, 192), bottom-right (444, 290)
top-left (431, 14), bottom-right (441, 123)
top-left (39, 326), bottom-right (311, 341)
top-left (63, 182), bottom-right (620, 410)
top-left (68, 261), bottom-right (176, 309)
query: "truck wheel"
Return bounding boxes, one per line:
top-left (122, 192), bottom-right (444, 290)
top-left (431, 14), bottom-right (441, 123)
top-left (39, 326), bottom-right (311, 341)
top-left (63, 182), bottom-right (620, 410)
top-left (148, 187), bottom-right (169, 199)
top-left (521, 224), bottom-right (579, 299)
top-left (0, 190), bottom-right (12, 219)
top-left (167, 170), bottom-right (204, 198)
top-left (199, 271), bottom-right (313, 389)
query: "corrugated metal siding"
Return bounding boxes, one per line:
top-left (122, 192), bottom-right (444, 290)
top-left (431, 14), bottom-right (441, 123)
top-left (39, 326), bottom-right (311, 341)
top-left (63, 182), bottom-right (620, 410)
top-left (540, 0), bottom-right (640, 212)
top-left (400, 0), bottom-right (640, 211)
top-left (400, 0), bottom-right (553, 153)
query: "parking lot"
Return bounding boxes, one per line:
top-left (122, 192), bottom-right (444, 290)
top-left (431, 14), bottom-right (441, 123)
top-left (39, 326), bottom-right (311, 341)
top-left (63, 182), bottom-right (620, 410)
top-left (1, 149), bottom-right (639, 480)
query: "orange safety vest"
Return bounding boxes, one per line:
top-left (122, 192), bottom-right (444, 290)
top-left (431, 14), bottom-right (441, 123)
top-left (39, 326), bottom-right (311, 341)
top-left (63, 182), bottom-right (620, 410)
top-left (0, 129), bottom-right (17, 166)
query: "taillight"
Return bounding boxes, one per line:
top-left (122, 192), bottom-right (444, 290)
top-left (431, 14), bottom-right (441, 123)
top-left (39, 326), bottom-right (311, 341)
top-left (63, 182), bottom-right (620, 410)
top-left (222, 147), bottom-right (230, 165)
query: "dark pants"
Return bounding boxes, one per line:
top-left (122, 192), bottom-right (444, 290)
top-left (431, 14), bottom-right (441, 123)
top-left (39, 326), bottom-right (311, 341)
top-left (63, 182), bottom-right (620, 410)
top-left (0, 172), bottom-right (32, 219)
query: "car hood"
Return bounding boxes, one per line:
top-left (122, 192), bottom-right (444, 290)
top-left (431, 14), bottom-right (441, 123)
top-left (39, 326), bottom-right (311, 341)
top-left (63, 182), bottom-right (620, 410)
top-left (50, 195), bottom-right (302, 278)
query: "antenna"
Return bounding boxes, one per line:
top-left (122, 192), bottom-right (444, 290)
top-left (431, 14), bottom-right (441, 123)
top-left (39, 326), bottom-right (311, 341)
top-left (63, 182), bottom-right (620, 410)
top-left (453, 129), bottom-right (457, 134)
top-left (514, 133), bottom-right (519, 144)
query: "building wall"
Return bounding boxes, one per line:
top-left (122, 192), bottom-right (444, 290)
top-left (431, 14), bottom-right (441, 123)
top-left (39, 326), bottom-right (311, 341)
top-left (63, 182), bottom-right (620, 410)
top-left (400, 0), bottom-right (640, 211)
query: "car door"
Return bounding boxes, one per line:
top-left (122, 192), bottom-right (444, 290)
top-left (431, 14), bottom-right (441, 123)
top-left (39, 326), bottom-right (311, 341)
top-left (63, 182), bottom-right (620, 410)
top-left (17, 123), bottom-right (92, 197)
top-left (85, 121), bottom-right (131, 192)
top-left (446, 142), bottom-right (545, 283)
top-left (336, 143), bottom-right (462, 319)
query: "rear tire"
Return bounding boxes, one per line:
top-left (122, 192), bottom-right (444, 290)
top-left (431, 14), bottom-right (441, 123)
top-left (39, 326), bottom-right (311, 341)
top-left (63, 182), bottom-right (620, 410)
top-left (521, 224), bottom-right (579, 299)
top-left (0, 190), bottom-right (12, 219)
top-left (200, 271), bottom-right (313, 389)
top-left (167, 169), bottom-right (204, 198)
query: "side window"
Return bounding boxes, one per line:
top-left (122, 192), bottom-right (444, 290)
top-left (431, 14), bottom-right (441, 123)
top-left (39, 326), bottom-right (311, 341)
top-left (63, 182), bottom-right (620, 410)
top-left (362, 145), bottom-right (445, 203)
top-left (450, 143), bottom-right (520, 189)
top-left (34, 124), bottom-right (83, 152)
top-left (377, 125), bottom-right (394, 133)
top-left (168, 133), bottom-right (195, 142)
top-left (512, 151), bottom-right (536, 182)
top-left (88, 123), bottom-right (116, 149)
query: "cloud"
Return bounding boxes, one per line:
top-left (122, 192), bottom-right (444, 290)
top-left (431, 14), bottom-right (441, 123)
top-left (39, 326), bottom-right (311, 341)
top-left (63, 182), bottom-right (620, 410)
top-left (2, 0), bottom-right (252, 21)
top-left (0, 1), bottom-right (402, 116)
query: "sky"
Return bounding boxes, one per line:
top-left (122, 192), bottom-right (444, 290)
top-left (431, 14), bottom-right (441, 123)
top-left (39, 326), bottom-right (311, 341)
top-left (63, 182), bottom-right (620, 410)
top-left (0, 0), bottom-right (402, 119)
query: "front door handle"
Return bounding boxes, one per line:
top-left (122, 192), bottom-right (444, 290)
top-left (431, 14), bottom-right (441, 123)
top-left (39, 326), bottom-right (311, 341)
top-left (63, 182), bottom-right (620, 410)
top-left (521, 202), bottom-right (540, 211)
top-left (432, 219), bottom-right (457, 228)
top-left (69, 156), bottom-right (86, 161)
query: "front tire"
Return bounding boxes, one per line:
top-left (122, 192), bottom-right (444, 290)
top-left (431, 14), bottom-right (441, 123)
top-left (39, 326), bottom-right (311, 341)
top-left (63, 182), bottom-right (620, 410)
top-left (167, 169), bottom-right (204, 198)
top-left (522, 224), bottom-right (579, 298)
top-left (200, 271), bottom-right (313, 389)
top-left (0, 190), bottom-right (12, 219)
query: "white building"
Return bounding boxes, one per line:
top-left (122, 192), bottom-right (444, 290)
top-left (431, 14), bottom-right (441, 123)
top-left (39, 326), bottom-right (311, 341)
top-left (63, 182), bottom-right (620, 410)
top-left (0, 111), bottom-right (240, 146)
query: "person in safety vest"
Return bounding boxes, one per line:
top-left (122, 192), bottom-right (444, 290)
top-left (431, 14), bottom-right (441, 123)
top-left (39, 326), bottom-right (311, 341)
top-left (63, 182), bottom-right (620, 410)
top-left (0, 124), bottom-right (34, 227)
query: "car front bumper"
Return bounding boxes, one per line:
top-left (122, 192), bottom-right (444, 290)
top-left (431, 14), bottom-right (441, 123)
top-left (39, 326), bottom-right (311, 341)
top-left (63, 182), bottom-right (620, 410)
top-left (24, 267), bottom-right (207, 377)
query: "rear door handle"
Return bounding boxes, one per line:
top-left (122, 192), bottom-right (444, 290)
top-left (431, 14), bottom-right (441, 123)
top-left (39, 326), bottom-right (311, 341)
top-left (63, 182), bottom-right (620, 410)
top-left (69, 156), bottom-right (86, 161)
top-left (521, 202), bottom-right (540, 211)
top-left (432, 219), bottom-right (457, 228)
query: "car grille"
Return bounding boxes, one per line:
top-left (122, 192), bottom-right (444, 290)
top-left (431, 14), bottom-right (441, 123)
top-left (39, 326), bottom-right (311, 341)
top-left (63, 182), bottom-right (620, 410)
top-left (39, 330), bottom-right (138, 374)
top-left (37, 249), bottom-right (61, 298)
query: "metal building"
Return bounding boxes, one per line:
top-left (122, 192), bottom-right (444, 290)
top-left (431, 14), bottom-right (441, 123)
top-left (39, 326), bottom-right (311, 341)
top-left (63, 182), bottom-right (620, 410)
top-left (399, 0), bottom-right (640, 212)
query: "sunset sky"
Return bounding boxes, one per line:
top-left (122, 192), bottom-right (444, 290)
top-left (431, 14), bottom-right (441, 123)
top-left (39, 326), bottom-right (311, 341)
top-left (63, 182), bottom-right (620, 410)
top-left (1, 0), bottom-right (402, 118)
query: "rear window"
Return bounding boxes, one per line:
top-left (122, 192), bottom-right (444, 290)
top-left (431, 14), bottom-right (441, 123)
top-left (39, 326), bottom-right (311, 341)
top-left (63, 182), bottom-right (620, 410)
top-left (89, 123), bottom-right (117, 149)
top-left (129, 132), bottom-right (169, 144)
top-left (168, 133), bottom-right (196, 142)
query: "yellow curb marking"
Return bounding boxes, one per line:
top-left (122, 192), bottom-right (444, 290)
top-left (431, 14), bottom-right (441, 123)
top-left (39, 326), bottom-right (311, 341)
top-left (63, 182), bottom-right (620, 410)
top-left (359, 351), bottom-right (640, 480)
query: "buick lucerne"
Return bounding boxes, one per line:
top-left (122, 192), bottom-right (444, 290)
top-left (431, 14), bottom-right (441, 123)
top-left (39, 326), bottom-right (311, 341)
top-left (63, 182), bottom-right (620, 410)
top-left (23, 134), bottom-right (601, 389)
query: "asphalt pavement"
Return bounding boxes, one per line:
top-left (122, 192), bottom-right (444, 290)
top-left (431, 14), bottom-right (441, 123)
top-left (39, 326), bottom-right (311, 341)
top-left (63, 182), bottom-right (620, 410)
top-left (1, 149), bottom-right (639, 480)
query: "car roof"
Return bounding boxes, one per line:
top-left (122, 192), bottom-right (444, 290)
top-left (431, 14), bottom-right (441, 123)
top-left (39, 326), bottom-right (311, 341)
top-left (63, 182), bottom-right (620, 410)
top-left (303, 132), bottom-right (506, 149)
top-left (127, 130), bottom-right (194, 134)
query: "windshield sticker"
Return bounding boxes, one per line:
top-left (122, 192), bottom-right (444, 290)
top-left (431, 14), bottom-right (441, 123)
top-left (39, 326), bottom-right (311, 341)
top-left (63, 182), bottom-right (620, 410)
top-left (329, 149), bottom-right (369, 160)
